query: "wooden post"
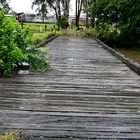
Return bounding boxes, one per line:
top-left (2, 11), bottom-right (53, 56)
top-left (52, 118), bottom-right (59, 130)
top-left (45, 25), bottom-right (47, 31)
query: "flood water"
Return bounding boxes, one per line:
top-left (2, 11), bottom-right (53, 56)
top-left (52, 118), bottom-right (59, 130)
top-left (115, 48), bottom-right (140, 64)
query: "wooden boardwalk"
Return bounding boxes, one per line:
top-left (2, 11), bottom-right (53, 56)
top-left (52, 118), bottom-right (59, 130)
top-left (0, 37), bottom-right (140, 139)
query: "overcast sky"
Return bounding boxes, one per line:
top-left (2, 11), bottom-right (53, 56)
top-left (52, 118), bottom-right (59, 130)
top-left (9, 0), bottom-right (75, 15)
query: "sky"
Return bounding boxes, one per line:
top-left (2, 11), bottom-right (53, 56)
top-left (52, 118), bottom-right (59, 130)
top-left (9, 0), bottom-right (76, 15)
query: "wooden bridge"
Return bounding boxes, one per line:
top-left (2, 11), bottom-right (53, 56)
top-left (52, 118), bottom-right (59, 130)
top-left (0, 37), bottom-right (140, 139)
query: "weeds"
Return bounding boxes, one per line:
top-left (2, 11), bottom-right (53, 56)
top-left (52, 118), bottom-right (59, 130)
top-left (0, 131), bottom-right (22, 140)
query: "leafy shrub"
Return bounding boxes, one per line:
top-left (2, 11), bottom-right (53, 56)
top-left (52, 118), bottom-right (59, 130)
top-left (58, 16), bottom-right (69, 29)
top-left (28, 47), bottom-right (51, 71)
top-left (0, 10), bottom-right (26, 74)
top-left (82, 28), bottom-right (97, 37)
top-left (118, 24), bottom-right (140, 48)
top-left (0, 9), bottom-right (50, 74)
top-left (88, 23), bottom-right (119, 47)
top-left (87, 0), bottom-right (140, 48)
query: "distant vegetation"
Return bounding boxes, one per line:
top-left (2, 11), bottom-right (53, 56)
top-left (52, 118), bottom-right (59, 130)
top-left (86, 0), bottom-right (140, 49)
top-left (83, 0), bottom-right (140, 64)
top-left (23, 23), bottom-right (58, 44)
top-left (23, 23), bottom-right (58, 33)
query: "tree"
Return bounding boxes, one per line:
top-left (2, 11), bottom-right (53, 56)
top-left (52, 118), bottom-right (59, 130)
top-left (47, 0), bottom-right (71, 28)
top-left (83, 0), bottom-right (96, 27)
top-left (75, 0), bottom-right (84, 29)
top-left (87, 0), bottom-right (140, 48)
top-left (83, 0), bottom-right (93, 28)
top-left (32, 0), bottom-right (48, 22)
top-left (60, 0), bottom-right (70, 28)
top-left (0, 0), bottom-right (10, 13)
top-left (32, 0), bottom-right (71, 29)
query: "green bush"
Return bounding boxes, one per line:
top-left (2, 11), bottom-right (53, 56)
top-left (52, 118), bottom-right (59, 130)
top-left (0, 9), bottom-right (50, 74)
top-left (83, 28), bottom-right (97, 37)
top-left (118, 24), bottom-right (140, 48)
top-left (88, 23), bottom-right (119, 47)
top-left (28, 47), bottom-right (51, 71)
top-left (87, 0), bottom-right (140, 48)
top-left (58, 16), bottom-right (69, 29)
top-left (0, 10), bottom-right (26, 74)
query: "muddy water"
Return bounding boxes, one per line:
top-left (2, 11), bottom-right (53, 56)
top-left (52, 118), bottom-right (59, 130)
top-left (115, 48), bottom-right (140, 64)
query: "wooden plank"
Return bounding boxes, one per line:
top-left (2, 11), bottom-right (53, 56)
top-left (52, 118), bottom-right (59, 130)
top-left (0, 36), bottom-right (140, 139)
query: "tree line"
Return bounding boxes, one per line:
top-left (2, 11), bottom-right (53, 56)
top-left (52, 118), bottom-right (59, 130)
top-left (87, 0), bottom-right (140, 48)
top-left (1, 0), bottom-right (140, 48)
top-left (32, 0), bottom-right (140, 48)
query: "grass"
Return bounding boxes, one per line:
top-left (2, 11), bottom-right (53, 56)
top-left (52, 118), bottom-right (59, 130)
top-left (23, 23), bottom-right (58, 33)
top-left (33, 31), bottom-right (55, 44)
top-left (0, 132), bottom-right (21, 140)
top-left (59, 28), bottom-right (96, 38)
top-left (23, 24), bottom-right (94, 45)
top-left (23, 23), bottom-right (58, 45)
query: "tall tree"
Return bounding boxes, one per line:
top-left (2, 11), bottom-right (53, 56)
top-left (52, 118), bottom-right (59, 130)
top-left (83, 0), bottom-right (95, 28)
top-left (32, 0), bottom-right (48, 22)
top-left (75, 0), bottom-right (84, 29)
top-left (32, 0), bottom-right (72, 28)
top-left (60, 0), bottom-right (70, 27)
top-left (0, 0), bottom-right (10, 13)
top-left (47, 0), bottom-right (70, 28)
top-left (83, 0), bottom-right (89, 28)
top-left (32, 0), bottom-right (61, 22)
top-left (87, 0), bottom-right (140, 48)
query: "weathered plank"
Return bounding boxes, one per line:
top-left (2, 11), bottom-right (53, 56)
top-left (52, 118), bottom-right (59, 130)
top-left (0, 36), bottom-right (140, 139)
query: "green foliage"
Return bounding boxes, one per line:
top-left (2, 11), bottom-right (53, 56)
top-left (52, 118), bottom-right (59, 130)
top-left (58, 16), bottom-right (69, 29)
top-left (32, 0), bottom-right (70, 29)
top-left (58, 28), bottom-right (96, 38)
top-left (0, 9), bottom-right (51, 75)
top-left (32, 0), bottom-right (49, 22)
top-left (0, 0), bottom-right (10, 14)
top-left (28, 47), bottom-right (51, 71)
top-left (95, 24), bottom-right (119, 46)
top-left (0, 10), bottom-right (26, 74)
top-left (87, 0), bottom-right (140, 48)
top-left (23, 23), bottom-right (58, 44)
top-left (83, 28), bottom-right (97, 37)
top-left (23, 23), bottom-right (58, 33)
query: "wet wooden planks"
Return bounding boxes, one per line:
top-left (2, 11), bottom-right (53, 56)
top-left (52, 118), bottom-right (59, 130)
top-left (0, 37), bottom-right (140, 139)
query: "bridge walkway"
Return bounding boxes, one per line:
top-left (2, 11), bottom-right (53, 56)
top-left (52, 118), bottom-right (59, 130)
top-left (0, 37), bottom-right (140, 139)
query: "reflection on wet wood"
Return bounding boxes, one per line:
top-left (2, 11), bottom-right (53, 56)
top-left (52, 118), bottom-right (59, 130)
top-left (0, 37), bottom-right (140, 139)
